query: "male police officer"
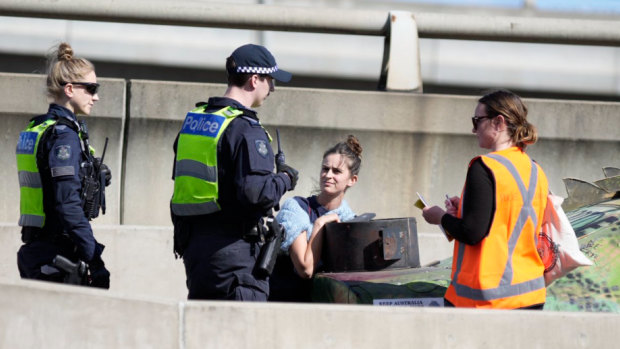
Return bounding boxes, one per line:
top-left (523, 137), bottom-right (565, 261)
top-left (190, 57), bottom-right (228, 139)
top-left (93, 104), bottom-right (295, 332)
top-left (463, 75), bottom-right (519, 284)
top-left (171, 44), bottom-right (299, 301)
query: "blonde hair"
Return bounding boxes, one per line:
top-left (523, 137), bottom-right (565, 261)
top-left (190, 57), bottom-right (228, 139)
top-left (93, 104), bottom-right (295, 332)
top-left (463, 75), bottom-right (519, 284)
top-left (479, 89), bottom-right (537, 149)
top-left (46, 42), bottom-right (95, 99)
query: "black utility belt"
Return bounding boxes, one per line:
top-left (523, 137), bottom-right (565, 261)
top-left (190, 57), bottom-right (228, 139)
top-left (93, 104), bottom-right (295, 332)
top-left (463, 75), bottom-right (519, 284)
top-left (21, 227), bottom-right (70, 244)
top-left (190, 220), bottom-right (265, 241)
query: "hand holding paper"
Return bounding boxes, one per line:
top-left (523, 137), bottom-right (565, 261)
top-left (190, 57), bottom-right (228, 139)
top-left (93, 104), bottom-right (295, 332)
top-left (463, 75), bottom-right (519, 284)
top-left (414, 192), bottom-right (428, 210)
top-left (415, 192), bottom-right (454, 242)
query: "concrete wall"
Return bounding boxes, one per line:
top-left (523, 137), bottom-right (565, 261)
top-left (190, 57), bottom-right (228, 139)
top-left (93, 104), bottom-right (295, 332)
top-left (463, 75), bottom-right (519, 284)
top-left (2, 72), bottom-right (620, 237)
top-left (0, 223), bottom-right (451, 300)
top-left (123, 78), bottom-right (620, 236)
top-left (0, 223), bottom-right (187, 300)
top-left (0, 280), bottom-right (179, 349)
top-left (1, 279), bottom-right (619, 349)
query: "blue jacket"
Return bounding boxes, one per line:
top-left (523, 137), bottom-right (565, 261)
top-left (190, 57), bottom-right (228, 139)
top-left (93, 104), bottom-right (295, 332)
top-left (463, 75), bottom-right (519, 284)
top-left (29, 104), bottom-right (102, 262)
top-left (277, 195), bottom-right (355, 252)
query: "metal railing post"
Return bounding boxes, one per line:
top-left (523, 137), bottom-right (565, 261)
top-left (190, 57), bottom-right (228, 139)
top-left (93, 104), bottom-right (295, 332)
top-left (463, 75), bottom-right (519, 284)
top-left (379, 11), bottom-right (423, 92)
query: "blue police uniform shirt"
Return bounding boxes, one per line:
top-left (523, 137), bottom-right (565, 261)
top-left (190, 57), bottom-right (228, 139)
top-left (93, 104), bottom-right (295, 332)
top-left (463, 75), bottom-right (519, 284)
top-left (34, 104), bottom-right (101, 262)
top-left (172, 97), bottom-right (291, 230)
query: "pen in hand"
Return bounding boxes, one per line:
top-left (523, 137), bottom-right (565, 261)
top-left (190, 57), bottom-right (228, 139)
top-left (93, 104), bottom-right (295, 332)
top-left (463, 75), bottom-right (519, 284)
top-left (442, 194), bottom-right (456, 242)
top-left (445, 194), bottom-right (457, 216)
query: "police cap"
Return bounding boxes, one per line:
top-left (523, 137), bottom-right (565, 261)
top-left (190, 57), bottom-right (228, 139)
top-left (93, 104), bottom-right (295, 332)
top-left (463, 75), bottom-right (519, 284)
top-left (228, 44), bottom-right (292, 83)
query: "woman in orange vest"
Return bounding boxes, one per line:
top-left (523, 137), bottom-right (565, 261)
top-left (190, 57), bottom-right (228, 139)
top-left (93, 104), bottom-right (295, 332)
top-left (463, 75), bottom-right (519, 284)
top-left (422, 90), bottom-right (548, 309)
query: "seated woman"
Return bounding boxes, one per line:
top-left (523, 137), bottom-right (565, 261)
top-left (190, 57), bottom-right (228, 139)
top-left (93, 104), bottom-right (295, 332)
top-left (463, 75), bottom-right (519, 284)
top-left (269, 135), bottom-right (362, 302)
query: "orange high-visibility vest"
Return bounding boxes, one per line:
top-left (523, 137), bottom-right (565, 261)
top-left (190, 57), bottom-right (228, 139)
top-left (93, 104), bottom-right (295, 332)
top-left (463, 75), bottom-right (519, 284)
top-left (444, 147), bottom-right (548, 308)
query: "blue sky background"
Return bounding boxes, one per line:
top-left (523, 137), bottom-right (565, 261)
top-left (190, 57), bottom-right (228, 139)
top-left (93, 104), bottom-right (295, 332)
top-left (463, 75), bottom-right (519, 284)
top-left (537, 0), bottom-right (620, 14)
top-left (386, 0), bottom-right (620, 14)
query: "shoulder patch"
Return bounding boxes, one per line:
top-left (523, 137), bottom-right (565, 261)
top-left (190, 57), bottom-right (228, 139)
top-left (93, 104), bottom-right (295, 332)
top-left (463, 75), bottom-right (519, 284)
top-left (255, 139), bottom-right (269, 158)
top-left (54, 144), bottom-right (72, 161)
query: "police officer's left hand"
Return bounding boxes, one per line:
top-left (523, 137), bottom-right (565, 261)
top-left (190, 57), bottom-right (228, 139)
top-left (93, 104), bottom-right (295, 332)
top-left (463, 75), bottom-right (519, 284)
top-left (95, 157), bottom-right (112, 187)
top-left (101, 163), bottom-right (112, 187)
top-left (88, 255), bottom-right (110, 289)
top-left (89, 265), bottom-right (110, 289)
top-left (277, 162), bottom-right (299, 190)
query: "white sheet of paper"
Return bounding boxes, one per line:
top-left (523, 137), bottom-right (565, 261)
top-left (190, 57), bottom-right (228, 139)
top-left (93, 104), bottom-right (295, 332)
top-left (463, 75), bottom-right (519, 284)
top-left (417, 192), bottom-right (452, 241)
top-left (416, 192), bottom-right (429, 207)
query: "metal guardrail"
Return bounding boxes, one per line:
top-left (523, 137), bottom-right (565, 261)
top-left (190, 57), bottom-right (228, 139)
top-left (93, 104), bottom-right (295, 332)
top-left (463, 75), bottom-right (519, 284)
top-left (1, 0), bottom-right (620, 46)
top-left (0, 0), bottom-right (388, 35)
top-left (416, 12), bottom-right (620, 46)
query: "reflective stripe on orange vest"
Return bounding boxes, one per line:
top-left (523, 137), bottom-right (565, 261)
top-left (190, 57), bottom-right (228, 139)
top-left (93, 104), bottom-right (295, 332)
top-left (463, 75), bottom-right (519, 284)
top-left (446, 149), bottom-right (547, 308)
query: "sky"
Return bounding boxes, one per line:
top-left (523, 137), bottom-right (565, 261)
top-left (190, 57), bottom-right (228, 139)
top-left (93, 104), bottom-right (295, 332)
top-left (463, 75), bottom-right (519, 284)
top-left (537, 0), bottom-right (620, 14)
top-left (388, 0), bottom-right (620, 14)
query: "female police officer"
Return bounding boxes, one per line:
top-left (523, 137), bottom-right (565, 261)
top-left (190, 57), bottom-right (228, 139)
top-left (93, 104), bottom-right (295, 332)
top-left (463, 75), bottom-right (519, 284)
top-left (16, 42), bottom-right (111, 288)
top-left (171, 44), bottom-right (298, 301)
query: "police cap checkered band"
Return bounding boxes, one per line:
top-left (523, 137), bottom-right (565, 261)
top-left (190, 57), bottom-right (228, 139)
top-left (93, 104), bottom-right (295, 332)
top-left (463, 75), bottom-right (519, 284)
top-left (229, 44), bottom-right (292, 83)
top-left (236, 65), bottom-right (279, 75)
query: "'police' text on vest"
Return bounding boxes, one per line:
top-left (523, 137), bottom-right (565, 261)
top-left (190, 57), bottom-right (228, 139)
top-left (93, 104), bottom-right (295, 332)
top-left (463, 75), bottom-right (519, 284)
top-left (181, 113), bottom-right (225, 138)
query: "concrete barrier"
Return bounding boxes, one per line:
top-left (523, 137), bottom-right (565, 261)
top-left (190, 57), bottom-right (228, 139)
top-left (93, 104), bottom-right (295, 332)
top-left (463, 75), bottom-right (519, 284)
top-left (0, 223), bottom-right (451, 301)
top-left (0, 280), bottom-right (179, 349)
top-left (183, 300), bottom-right (620, 349)
top-left (1, 279), bottom-right (619, 349)
top-left (0, 73), bottom-right (125, 225)
top-left (0, 223), bottom-right (187, 300)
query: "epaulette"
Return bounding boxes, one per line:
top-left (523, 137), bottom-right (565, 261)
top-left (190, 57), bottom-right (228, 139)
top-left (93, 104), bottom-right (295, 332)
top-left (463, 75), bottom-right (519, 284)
top-left (240, 115), bottom-right (261, 126)
top-left (55, 117), bottom-right (80, 133)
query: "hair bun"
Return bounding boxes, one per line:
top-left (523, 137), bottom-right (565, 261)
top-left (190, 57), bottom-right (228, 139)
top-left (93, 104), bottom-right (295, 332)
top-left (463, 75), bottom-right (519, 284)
top-left (57, 42), bottom-right (74, 61)
top-left (346, 135), bottom-right (362, 158)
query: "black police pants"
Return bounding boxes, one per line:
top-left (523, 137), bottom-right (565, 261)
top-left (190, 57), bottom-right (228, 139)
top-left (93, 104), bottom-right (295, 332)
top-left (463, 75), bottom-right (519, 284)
top-left (183, 232), bottom-right (269, 301)
top-left (17, 239), bottom-right (75, 283)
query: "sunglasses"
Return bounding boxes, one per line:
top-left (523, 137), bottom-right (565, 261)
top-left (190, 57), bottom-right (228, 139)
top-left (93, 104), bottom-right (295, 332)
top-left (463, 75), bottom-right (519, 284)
top-left (471, 115), bottom-right (496, 131)
top-left (63, 82), bottom-right (100, 95)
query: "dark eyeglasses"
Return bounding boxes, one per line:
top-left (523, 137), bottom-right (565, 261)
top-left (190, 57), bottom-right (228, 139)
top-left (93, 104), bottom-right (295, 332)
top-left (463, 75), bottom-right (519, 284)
top-left (62, 82), bottom-right (100, 95)
top-left (471, 115), bottom-right (495, 131)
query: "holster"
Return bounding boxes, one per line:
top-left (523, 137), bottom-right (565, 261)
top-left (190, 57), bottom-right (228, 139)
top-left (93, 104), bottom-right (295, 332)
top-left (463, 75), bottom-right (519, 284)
top-left (255, 217), bottom-right (284, 278)
top-left (52, 254), bottom-right (89, 286)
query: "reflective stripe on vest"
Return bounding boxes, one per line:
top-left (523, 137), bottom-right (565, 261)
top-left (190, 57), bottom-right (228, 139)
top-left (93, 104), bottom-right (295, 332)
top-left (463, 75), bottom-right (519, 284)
top-left (174, 159), bottom-right (217, 182)
top-left (18, 171), bottom-right (42, 187)
top-left (15, 119), bottom-right (57, 227)
top-left (170, 106), bottom-right (242, 216)
top-left (447, 150), bottom-right (547, 308)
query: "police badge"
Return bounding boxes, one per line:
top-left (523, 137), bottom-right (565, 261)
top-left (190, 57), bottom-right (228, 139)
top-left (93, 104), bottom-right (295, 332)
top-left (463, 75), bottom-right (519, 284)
top-left (54, 144), bottom-right (72, 160)
top-left (255, 140), bottom-right (269, 158)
